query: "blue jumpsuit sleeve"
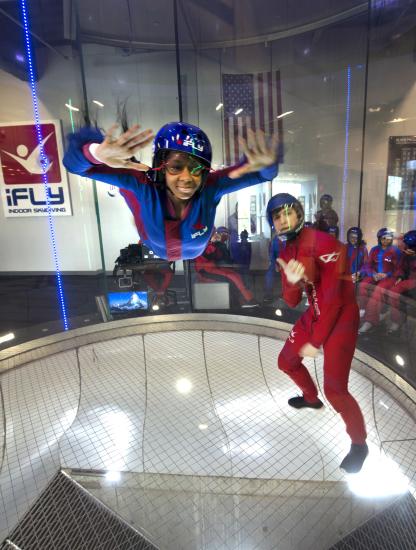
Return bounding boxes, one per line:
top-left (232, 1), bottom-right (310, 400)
top-left (211, 163), bottom-right (278, 201)
top-left (63, 127), bottom-right (147, 192)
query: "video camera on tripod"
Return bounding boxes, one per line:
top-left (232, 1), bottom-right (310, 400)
top-left (113, 243), bottom-right (170, 288)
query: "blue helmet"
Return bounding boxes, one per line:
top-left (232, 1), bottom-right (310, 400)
top-left (403, 229), bottom-right (416, 250)
top-left (152, 122), bottom-right (212, 167)
top-left (327, 225), bottom-right (339, 239)
top-left (347, 226), bottom-right (363, 245)
top-left (377, 227), bottom-right (394, 243)
top-left (266, 193), bottom-right (304, 242)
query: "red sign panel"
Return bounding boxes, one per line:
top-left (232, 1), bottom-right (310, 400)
top-left (0, 123), bottom-right (62, 184)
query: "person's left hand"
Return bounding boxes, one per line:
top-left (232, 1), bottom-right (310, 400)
top-left (228, 129), bottom-right (279, 179)
top-left (299, 343), bottom-right (319, 358)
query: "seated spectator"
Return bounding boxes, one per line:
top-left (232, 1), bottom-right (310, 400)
top-left (194, 231), bottom-right (259, 308)
top-left (346, 227), bottom-right (368, 283)
top-left (384, 229), bottom-right (416, 333)
top-left (327, 225), bottom-right (340, 240)
top-left (359, 227), bottom-right (401, 334)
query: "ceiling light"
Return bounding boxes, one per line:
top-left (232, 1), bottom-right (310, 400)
top-left (176, 378), bottom-right (193, 394)
top-left (234, 108), bottom-right (243, 115)
top-left (216, 103), bottom-right (223, 111)
top-left (65, 103), bottom-right (79, 112)
top-left (368, 106), bottom-right (381, 113)
top-left (387, 118), bottom-right (407, 123)
top-left (198, 424), bottom-right (208, 430)
top-left (92, 100), bottom-right (104, 108)
top-left (395, 354), bottom-right (405, 367)
top-left (0, 332), bottom-right (15, 344)
top-left (275, 309), bottom-right (283, 317)
top-left (152, 304), bottom-right (160, 311)
top-left (277, 111), bottom-right (294, 119)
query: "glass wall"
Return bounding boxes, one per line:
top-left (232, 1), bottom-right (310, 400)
top-left (0, 0), bottom-right (415, 386)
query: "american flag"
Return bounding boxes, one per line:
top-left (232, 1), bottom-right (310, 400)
top-left (222, 71), bottom-right (283, 165)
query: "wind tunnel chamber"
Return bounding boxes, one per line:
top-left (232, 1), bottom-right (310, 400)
top-left (0, 1), bottom-right (416, 549)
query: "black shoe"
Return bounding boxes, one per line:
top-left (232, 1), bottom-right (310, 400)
top-left (340, 443), bottom-right (369, 473)
top-left (288, 396), bottom-right (324, 409)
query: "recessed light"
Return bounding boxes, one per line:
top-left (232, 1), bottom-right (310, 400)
top-left (395, 354), bottom-right (405, 366)
top-left (176, 378), bottom-right (193, 394)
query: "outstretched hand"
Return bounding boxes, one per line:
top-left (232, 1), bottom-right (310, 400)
top-left (277, 258), bottom-right (307, 285)
top-left (299, 343), bottom-right (319, 358)
top-left (228, 129), bottom-right (279, 179)
top-left (94, 123), bottom-right (154, 171)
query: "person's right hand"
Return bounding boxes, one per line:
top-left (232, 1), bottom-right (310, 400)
top-left (277, 258), bottom-right (306, 285)
top-left (94, 124), bottom-right (154, 170)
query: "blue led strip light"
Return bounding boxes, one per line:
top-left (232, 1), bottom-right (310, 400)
top-left (340, 65), bottom-right (351, 239)
top-left (19, 0), bottom-right (69, 330)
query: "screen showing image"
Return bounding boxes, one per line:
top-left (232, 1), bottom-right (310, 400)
top-left (108, 291), bottom-right (148, 314)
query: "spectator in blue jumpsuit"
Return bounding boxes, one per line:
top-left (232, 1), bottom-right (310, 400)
top-left (63, 122), bottom-right (279, 261)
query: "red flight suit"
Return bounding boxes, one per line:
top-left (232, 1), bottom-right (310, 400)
top-left (278, 228), bottom-right (366, 445)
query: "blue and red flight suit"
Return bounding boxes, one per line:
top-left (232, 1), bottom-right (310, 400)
top-left (346, 243), bottom-right (368, 277)
top-left (359, 244), bottom-right (401, 325)
top-left (63, 128), bottom-right (278, 261)
top-left (278, 228), bottom-right (367, 445)
top-left (387, 251), bottom-right (416, 325)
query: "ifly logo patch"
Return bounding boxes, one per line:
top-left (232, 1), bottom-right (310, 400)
top-left (0, 123), bottom-right (61, 184)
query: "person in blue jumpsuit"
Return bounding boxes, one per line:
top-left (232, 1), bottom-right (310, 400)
top-left (63, 122), bottom-right (279, 261)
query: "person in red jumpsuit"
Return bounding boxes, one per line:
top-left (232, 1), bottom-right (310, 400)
top-left (266, 193), bottom-right (368, 473)
top-left (358, 228), bottom-right (401, 334)
top-left (385, 229), bottom-right (416, 333)
top-left (194, 230), bottom-right (259, 308)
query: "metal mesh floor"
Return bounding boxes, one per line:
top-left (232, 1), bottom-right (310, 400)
top-left (1, 471), bottom-right (157, 550)
top-left (1, 328), bottom-right (415, 549)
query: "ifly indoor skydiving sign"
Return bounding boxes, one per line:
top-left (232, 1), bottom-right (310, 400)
top-left (0, 121), bottom-right (72, 217)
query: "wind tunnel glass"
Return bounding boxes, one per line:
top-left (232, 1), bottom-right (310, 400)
top-left (163, 155), bottom-right (208, 177)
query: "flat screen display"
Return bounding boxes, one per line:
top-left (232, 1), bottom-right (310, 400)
top-left (107, 291), bottom-right (148, 314)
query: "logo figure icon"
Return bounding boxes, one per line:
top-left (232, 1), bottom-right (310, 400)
top-left (2, 132), bottom-right (54, 175)
top-left (319, 252), bottom-right (340, 263)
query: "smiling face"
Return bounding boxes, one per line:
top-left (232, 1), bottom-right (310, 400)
top-left (272, 206), bottom-right (299, 235)
top-left (164, 152), bottom-right (204, 201)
